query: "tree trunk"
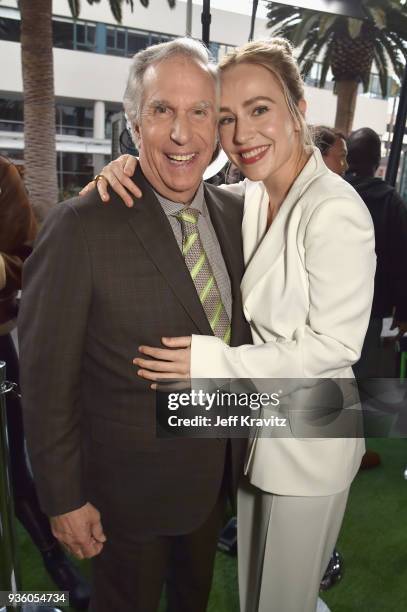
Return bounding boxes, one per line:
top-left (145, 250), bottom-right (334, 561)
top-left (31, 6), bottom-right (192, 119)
top-left (20, 0), bottom-right (58, 222)
top-left (334, 80), bottom-right (359, 136)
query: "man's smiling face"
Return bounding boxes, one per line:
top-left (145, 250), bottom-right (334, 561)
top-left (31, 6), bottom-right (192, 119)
top-left (134, 56), bottom-right (218, 204)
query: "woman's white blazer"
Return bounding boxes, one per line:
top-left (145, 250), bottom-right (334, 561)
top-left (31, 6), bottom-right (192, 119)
top-left (191, 148), bottom-right (376, 496)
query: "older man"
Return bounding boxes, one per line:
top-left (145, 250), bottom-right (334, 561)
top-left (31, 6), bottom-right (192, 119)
top-left (19, 38), bottom-right (250, 612)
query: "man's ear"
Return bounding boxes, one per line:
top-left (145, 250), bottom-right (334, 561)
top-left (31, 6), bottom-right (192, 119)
top-left (133, 122), bottom-right (142, 150)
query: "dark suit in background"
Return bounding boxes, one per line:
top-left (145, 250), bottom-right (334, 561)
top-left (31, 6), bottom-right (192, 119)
top-left (346, 173), bottom-right (407, 377)
top-left (18, 167), bottom-right (251, 611)
top-left (346, 127), bottom-right (407, 379)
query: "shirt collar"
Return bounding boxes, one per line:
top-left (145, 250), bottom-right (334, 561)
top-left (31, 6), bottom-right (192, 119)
top-left (153, 182), bottom-right (206, 218)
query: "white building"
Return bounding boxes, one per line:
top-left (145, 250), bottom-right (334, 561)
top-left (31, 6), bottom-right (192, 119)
top-left (0, 0), bottom-right (389, 193)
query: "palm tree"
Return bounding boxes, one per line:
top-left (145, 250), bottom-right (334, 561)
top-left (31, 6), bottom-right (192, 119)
top-left (266, 0), bottom-right (407, 135)
top-left (18, 0), bottom-right (175, 221)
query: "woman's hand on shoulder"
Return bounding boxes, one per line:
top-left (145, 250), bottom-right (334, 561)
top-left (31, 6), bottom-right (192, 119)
top-left (79, 155), bottom-right (140, 207)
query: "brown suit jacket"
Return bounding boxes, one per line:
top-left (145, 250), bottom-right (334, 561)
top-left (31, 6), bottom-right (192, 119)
top-left (0, 156), bottom-right (37, 327)
top-left (19, 167), bottom-right (251, 542)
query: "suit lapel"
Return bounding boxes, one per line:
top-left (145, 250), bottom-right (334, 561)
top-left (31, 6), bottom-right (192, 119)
top-left (241, 150), bottom-right (322, 305)
top-left (126, 167), bottom-right (213, 336)
top-left (240, 180), bottom-right (287, 305)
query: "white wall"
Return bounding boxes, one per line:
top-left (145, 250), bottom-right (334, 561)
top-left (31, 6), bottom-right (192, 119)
top-left (305, 85), bottom-right (388, 136)
top-left (0, 40), bottom-right (129, 102)
top-left (54, 49), bottom-right (129, 102)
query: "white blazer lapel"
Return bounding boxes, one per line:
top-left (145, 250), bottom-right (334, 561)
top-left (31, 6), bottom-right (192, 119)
top-left (240, 150), bottom-right (324, 306)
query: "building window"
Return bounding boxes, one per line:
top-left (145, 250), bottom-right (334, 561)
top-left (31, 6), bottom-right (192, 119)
top-left (150, 33), bottom-right (171, 46)
top-left (127, 30), bottom-right (149, 55)
top-left (0, 98), bottom-right (97, 137)
top-left (365, 73), bottom-right (394, 99)
top-left (0, 98), bottom-right (24, 132)
top-left (106, 26), bottom-right (126, 55)
top-left (208, 42), bottom-right (220, 61)
top-left (56, 104), bottom-right (94, 137)
top-left (75, 22), bottom-right (96, 52)
top-left (53, 18), bottom-right (95, 52)
top-left (53, 20), bottom-right (74, 49)
top-left (106, 25), bottom-right (173, 57)
top-left (105, 106), bottom-right (123, 139)
top-left (57, 152), bottom-right (94, 197)
top-left (0, 16), bottom-right (20, 42)
top-left (1, 13), bottom-right (175, 59)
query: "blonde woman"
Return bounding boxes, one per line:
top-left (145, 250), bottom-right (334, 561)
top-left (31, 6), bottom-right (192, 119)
top-left (84, 39), bottom-right (375, 612)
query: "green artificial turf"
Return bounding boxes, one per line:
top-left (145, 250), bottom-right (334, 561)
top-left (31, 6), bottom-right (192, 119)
top-left (16, 438), bottom-right (407, 611)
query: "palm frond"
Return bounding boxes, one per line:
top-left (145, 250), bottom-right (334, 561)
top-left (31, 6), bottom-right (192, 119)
top-left (270, 15), bottom-right (302, 38)
top-left (362, 72), bottom-right (370, 92)
top-left (107, 0), bottom-right (122, 22)
top-left (373, 43), bottom-right (389, 97)
top-left (298, 29), bottom-right (333, 69)
top-left (272, 21), bottom-right (301, 42)
top-left (266, 0), bottom-right (406, 100)
top-left (83, 0), bottom-right (141, 23)
top-left (68, 0), bottom-right (81, 18)
top-left (320, 41), bottom-right (334, 89)
top-left (266, 5), bottom-right (301, 29)
top-left (318, 14), bottom-right (336, 38)
top-left (386, 31), bottom-right (407, 60)
top-left (297, 32), bottom-right (322, 65)
top-left (290, 13), bottom-right (321, 46)
top-left (375, 30), bottom-right (405, 79)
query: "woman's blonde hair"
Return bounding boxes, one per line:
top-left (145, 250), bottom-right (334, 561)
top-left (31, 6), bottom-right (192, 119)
top-left (218, 38), bottom-right (312, 149)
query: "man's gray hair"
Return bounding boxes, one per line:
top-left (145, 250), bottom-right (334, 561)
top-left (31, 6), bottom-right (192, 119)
top-left (123, 37), bottom-right (218, 126)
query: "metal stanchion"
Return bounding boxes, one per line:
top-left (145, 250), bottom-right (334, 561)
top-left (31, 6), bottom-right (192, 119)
top-left (0, 361), bottom-right (61, 612)
top-left (0, 361), bottom-right (19, 611)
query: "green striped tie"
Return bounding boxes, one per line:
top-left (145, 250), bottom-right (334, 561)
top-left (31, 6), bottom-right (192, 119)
top-left (176, 209), bottom-right (231, 345)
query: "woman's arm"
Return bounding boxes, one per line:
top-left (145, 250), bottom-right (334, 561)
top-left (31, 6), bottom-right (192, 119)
top-left (79, 155), bottom-right (141, 206)
top-left (135, 195), bottom-right (376, 382)
top-left (190, 196), bottom-right (376, 380)
top-left (79, 156), bottom-right (246, 206)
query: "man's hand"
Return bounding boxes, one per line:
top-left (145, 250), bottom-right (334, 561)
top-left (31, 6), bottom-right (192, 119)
top-left (79, 154), bottom-right (140, 207)
top-left (50, 502), bottom-right (107, 560)
top-left (134, 336), bottom-right (192, 388)
top-left (390, 318), bottom-right (407, 338)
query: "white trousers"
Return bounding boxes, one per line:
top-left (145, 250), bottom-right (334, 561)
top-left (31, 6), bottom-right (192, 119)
top-left (237, 477), bottom-right (349, 612)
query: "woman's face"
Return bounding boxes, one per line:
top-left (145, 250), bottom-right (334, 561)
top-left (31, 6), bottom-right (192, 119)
top-left (218, 62), bottom-right (305, 185)
top-left (324, 137), bottom-right (348, 176)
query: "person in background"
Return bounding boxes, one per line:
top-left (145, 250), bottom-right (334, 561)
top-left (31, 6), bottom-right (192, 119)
top-left (346, 128), bottom-right (407, 468)
top-left (0, 155), bottom-right (90, 609)
top-left (346, 128), bottom-right (407, 352)
top-left (312, 126), bottom-right (348, 176)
